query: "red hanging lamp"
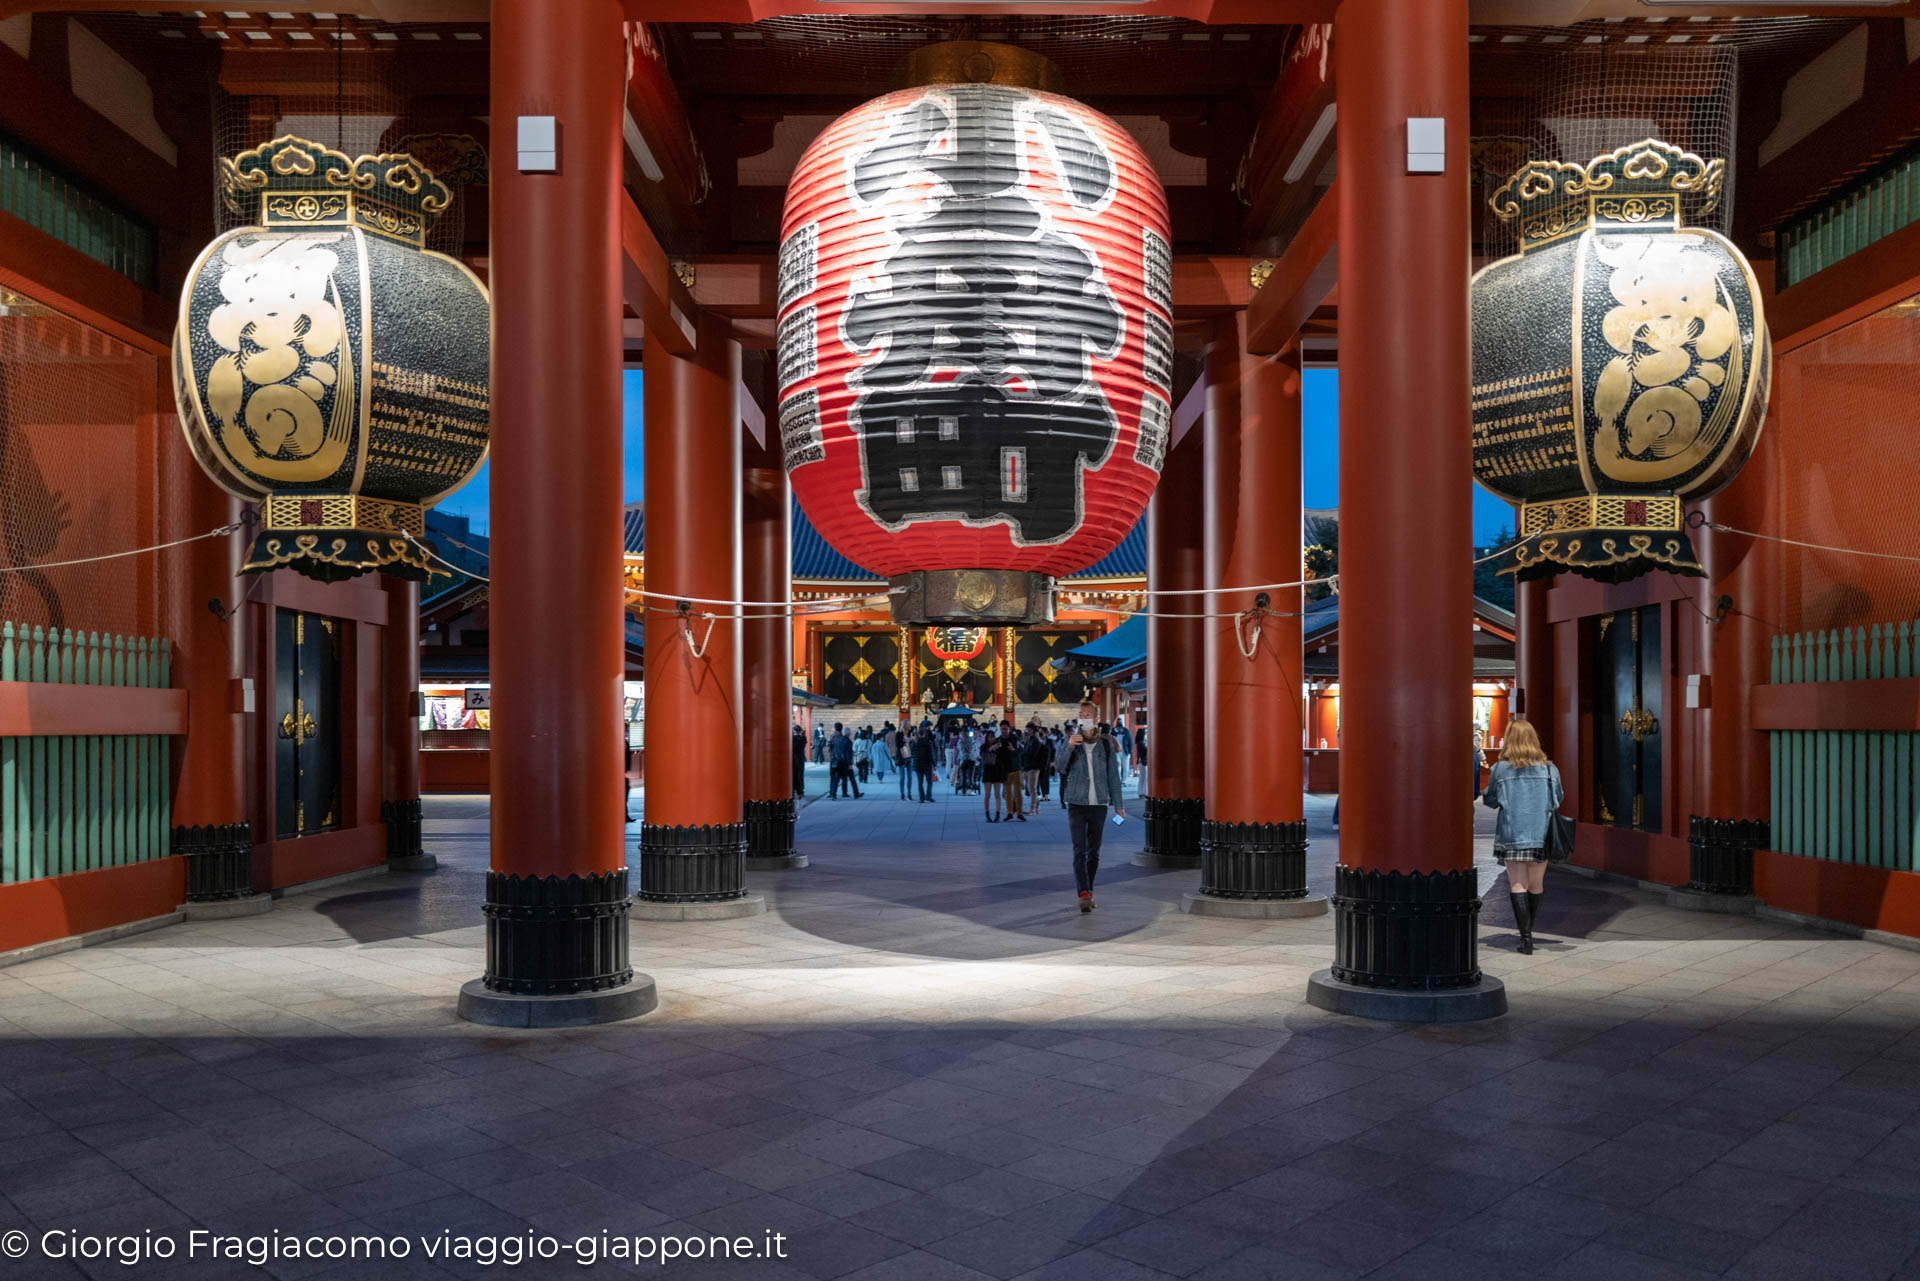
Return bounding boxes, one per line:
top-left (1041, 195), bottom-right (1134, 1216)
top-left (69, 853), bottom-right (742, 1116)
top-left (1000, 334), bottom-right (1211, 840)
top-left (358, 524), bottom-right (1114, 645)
top-left (776, 42), bottom-right (1171, 625)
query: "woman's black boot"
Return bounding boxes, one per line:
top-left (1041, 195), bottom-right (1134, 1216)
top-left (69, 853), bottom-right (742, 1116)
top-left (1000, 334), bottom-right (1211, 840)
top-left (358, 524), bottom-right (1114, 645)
top-left (1527, 891), bottom-right (1543, 941)
top-left (1509, 890), bottom-right (1533, 954)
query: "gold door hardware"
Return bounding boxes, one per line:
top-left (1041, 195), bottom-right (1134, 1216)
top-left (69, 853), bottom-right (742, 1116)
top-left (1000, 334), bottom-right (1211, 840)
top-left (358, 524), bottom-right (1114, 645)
top-left (279, 698), bottom-right (319, 746)
top-left (1617, 705), bottom-right (1658, 741)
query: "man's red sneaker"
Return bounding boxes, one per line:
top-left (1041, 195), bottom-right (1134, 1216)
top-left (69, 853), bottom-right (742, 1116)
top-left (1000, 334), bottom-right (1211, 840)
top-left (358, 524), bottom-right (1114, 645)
top-left (1078, 892), bottom-right (1093, 914)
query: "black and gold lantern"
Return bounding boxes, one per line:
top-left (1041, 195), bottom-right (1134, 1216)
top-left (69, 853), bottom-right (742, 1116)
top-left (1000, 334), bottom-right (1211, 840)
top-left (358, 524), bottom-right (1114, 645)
top-left (172, 136), bottom-right (489, 583)
top-left (1472, 140), bottom-right (1769, 583)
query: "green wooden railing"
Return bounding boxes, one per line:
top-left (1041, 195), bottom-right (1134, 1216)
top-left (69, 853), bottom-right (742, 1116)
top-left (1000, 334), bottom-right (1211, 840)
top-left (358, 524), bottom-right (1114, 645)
top-left (1777, 148), bottom-right (1920, 289)
top-left (1768, 624), bottom-right (1918, 871)
top-left (0, 624), bottom-right (172, 885)
top-left (0, 134), bottom-right (157, 289)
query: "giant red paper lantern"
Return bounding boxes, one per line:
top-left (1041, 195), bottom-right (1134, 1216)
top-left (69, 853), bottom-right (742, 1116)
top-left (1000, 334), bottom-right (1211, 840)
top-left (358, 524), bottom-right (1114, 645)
top-left (777, 65), bottom-right (1170, 624)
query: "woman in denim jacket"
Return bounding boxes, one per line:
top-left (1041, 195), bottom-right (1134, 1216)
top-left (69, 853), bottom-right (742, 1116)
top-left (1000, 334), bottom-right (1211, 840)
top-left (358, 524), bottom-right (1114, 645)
top-left (1480, 718), bottom-right (1562, 954)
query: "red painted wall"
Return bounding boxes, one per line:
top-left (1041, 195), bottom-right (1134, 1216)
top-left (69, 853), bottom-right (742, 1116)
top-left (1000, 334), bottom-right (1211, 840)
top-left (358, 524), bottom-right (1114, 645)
top-left (0, 858), bottom-right (186, 954)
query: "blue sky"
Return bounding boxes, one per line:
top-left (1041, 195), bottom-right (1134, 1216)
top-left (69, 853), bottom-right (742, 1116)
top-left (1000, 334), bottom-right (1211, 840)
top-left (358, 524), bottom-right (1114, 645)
top-left (439, 366), bottom-right (1515, 544)
top-left (436, 370), bottom-right (649, 534)
top-left (1303, 368), bottom-right (1515, 544)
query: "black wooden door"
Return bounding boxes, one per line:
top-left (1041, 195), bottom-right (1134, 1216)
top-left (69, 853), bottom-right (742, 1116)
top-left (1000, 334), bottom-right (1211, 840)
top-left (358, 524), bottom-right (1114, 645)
top-left (1591, 605), bottom-right (1662, 831)
top-left (274, 611), bottom-right (342, 839)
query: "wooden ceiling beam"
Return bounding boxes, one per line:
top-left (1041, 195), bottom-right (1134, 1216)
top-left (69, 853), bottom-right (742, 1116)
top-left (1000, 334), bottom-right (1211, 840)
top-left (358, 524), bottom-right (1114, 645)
top-left (622, 189), bottom-right (699, 356)
top-left (1239, 24), bottom-right (1335, 244)
top-left (1246, 179), bottom-right (1336, 355)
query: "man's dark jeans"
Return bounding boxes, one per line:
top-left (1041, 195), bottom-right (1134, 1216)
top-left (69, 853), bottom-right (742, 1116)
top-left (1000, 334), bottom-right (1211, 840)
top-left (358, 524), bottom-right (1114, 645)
top-left (916, 767), bottom-right (933, 801)
top-left (831, 763), bottom-right (861, 798)
top-left (1069, 804), bottom-right (1108, 894)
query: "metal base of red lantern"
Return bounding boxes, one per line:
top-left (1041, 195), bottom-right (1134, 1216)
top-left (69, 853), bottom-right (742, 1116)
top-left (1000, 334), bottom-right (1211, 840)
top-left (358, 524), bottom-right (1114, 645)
top-left (890, 569), bottom-right (1055, 626)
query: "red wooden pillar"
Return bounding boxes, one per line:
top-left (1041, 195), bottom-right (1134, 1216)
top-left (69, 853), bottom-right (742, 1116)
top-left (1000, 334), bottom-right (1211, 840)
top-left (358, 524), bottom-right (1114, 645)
top-left (463, 0), bottom-right (650, 1026)
top-left (1687, 422), bottom-right (1780, 897)
top-left (381, 576), bottom-right (431, 870)
top-left (162, 434), bottom-right (257, 905)
top-left (1138, 430), bottom-right (1206, 868)
top-left (742, 420), bottom-right (802, 870)
top-left (1311, 0), bottom-right (1502, 1016)
top-left (640, 311), bottom-right (759, 914)
top-left (1516, 577), bottom-right (1553, 759)
top-left (1197, 317), bottom-right (1311, 903)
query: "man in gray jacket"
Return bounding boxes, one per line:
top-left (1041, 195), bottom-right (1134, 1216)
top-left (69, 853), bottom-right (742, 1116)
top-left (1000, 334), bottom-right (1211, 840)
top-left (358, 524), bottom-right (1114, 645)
top-left (1055, 703), bottom-right (1125, 913)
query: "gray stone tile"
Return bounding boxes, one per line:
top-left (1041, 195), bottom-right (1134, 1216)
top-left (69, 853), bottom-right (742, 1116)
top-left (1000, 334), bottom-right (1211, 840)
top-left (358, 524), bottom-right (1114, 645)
top-left (849, 1189), bottom-right (994, 1246)
top-left (782, 1220), bottom-right (914, 1280)
top-left (926, 1220), bottom-right (1078, 1280)
top-left (858, 1147), bottom-right (987, 1194)
top-left (1100, 1216), bottom-right (1251, 1277)
top-left (5, 792), bottom-right (1920, 1281)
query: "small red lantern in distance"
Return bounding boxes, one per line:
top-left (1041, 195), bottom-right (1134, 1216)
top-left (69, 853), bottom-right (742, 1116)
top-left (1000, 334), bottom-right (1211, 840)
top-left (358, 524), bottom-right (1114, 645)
top-left (777, 63), bottom-right (1171, 624)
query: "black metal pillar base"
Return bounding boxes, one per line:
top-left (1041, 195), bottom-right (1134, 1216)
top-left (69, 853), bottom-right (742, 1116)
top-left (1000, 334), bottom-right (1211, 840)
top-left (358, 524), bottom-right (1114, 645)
top-left (639, 821), bottom-right (748, 901)
top-left (1133, 795), bottom-right (1203, 869)
top-left (1199, 819), bottom-right (1309, 898)
top-left (461, 869), bottom-right (646, 1026)
top-left (1686, 816), bottom-right (1768, 896)
top-left (1327, 864), bottom-right (1488, 991)
top-left (634, 822), bottom-right (766, 919)
top-left (174, 823), bottom-right (264, 909)
top-left (744, 797), bottom-right (802, 869)
top-left (382, 797), bottom-right (437, 871)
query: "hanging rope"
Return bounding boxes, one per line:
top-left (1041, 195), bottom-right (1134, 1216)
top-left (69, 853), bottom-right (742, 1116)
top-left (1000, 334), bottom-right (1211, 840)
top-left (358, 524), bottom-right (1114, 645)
top-left (1704, 520), bottom-right (1920, 567)
top-left (675, 601), bottom-right (716, 658)
top-left (1234, 595), bottom-right (1270, 659)
top-left (0, 523), bottom-right (243, 575)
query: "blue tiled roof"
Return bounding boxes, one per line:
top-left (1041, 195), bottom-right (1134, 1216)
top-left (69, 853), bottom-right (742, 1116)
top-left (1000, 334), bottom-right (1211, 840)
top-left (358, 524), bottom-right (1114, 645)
top-left (621, 499), bottom-right (1146, 582)
top-left (790, 500), bottom-right (881, 580)
top-left (1063, 612), bottom-right (1146, 668)
top-left (1071, 519), bottom-right (1147, 580)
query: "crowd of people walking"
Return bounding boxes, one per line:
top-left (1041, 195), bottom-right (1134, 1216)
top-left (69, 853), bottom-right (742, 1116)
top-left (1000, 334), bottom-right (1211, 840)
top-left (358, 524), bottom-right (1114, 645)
top-left (796, 715), bottom-right (1137, 812)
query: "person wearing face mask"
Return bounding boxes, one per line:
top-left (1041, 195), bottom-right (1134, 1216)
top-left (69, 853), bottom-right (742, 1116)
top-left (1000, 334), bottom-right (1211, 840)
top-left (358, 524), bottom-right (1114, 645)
top-left (1055, 702), bottom-right (1125, 913)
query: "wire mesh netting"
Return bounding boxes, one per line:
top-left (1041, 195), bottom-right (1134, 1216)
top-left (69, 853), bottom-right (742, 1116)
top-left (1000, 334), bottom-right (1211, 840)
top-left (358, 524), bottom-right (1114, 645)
top-left (1767, 291), bottom-right (1920, 635)
top-left (65, 12), bottom-right (490, 258)
top-left (0, 288), bottom-right (171, 639)
top-left (663, 16), bottom-right (1280, 100)
top-left (1471, 17), bottom-right (1853, 256)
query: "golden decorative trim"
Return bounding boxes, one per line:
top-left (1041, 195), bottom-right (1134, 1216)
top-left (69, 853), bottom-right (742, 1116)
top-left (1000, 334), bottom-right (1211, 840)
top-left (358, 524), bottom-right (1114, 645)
top-left (244, 533), bottom-right (445, 579)
top-left (1250, 260), bottom-right (1275, 291)
top-left (905, 40), bottom-right (1063, 92)
top-left (1506, 533), bottom-right (1701, 578)
top-left (260, 495), bottom-right (426, 537)
top-left (220, 135), bottom-right (453, 248)
top-left (1488, 139), bottom-right (1724, 249)
top-left (1519, 494), bottom-right (1684, 539)
top-left (671, 258), bottom-right (696, 289)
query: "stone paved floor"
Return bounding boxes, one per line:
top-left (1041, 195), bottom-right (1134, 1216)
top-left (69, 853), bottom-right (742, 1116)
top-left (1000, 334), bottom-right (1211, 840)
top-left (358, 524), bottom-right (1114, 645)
top-left (3, 777), bottom-right (1920, 1281)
